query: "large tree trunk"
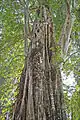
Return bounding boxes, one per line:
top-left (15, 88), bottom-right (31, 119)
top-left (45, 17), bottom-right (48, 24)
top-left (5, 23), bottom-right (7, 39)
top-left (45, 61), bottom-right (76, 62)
top-left (13, 7), bottom-right (66, 120)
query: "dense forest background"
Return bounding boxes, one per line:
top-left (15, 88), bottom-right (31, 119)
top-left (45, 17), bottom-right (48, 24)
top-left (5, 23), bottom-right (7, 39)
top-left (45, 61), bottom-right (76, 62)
top-left (0, 0), bottom-right (80, 120)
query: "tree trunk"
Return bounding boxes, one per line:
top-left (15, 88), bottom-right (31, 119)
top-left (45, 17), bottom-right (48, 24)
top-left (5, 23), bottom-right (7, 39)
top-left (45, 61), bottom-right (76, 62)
top-left (13, 7), bottom-right (66, 120)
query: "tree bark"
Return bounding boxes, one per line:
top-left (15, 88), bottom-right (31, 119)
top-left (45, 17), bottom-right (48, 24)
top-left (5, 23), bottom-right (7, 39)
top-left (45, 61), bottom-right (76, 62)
top-left (13, 7), bottom-right (66, 120)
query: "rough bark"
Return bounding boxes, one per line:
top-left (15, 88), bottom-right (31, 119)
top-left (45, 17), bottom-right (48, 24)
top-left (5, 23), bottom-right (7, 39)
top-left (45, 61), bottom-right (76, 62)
top-left (13, 7), bottom-right (66, 120)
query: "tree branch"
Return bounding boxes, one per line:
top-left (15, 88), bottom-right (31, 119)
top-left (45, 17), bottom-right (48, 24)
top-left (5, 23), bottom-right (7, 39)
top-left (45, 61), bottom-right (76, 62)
top-left (63, 51), bottom-right (80, 65)
top-left (58, 0), bottom-right (72, 55)
top-left (24, 0), bottom-right (29, 57)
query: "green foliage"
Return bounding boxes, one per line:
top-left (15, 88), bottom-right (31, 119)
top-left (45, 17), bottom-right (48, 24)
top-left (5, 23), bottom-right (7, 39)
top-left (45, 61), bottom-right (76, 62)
top-left (48, 0), bottom-right (66, 42)
top-left (0, 0), bottom-right (24, 118)
top-left (64, 85), bottom-right (80, 120)
top-left (51, 45), bottom-right (63, 65)
top-left (0, 0), bottom-right (80, 119)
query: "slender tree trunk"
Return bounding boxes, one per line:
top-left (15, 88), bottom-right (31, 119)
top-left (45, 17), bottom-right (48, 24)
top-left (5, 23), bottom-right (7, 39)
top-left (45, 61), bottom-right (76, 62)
top-left (13, 7), bottom-right (66, 120)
